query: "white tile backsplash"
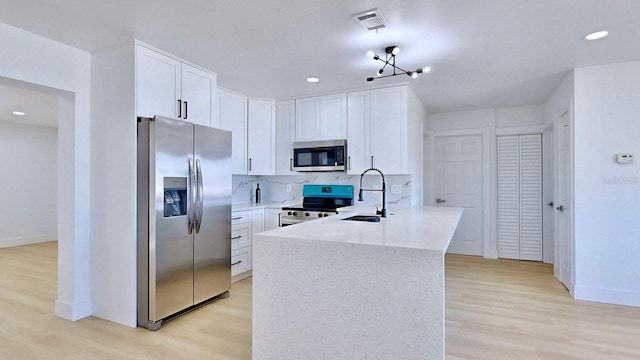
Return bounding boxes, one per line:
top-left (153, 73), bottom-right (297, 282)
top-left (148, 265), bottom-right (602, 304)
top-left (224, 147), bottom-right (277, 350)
top-left (232, 173), bottom-right (412, 208)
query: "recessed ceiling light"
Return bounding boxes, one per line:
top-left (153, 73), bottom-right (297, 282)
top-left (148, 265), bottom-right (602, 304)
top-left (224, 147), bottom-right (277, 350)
top-left (585, 31), bottom-right (608, 40)
top-left (12, 111), bottom-right (25, 116)
top-left (306, 77), bottom-right (319, 83)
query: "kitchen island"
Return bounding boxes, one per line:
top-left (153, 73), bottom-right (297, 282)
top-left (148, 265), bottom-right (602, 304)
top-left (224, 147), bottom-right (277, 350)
top-left (252, 206), bottom-right (463, 360)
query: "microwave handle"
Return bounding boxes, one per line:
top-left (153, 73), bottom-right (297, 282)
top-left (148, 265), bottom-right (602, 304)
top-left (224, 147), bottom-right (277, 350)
top-left (290, 158), bottom-right (293, 171)
top-left (371, 155), bottom-right (374, 168)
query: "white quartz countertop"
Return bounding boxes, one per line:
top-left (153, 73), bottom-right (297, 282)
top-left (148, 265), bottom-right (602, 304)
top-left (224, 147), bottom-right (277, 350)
top-left (258, 206), bottom-right (463, 252)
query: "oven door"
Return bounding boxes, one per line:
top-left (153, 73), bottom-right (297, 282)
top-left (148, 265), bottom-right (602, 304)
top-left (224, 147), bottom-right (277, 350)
top-left (280, 217), bottom-right (306, 227)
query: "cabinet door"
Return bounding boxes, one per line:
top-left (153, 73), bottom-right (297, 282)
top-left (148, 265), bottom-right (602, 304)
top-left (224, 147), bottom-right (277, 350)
top-left (136, 45), bottom-right (181, 119)
top-left (181, 64), bottom-right (215, 126)
top-left (264, 209), bottom-right (281, 230)
top-left (346, 91), bottom-right (371, 174)
top-left (276, 100), bottom-right (296, 175)
top-left (251, 209), bottom-right (264, 234)
top-left (220, 90), bottom-right (248, 174)
top-left (295, 97), bottom-right (320, 141)
top-left (370, 86), bottom-right (407, 174)
top-left (212, 88), bottom-right (223, 128)
top-left (248, 99), bottom-right (276, 175)
top-left (320, 93), bottom-right (347, 139)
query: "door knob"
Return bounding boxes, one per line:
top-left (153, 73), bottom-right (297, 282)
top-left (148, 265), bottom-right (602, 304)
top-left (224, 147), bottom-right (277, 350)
top-left (436, 198), bottom-right (446, 203)
top-left (556, 205), bottom-right (564, 211)
top-left (547, 202), bottom-right (554, 207)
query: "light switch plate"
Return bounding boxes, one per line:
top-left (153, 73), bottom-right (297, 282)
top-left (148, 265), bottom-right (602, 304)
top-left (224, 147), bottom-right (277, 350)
top-left (391, 185), bottom-right (402, 194)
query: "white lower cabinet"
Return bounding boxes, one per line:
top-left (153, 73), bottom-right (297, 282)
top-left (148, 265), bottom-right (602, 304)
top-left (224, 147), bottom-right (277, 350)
top-left (231, 247), bottom-right (252, 277)
top-left (264, 208), bottom-right (281, 230)
top-left (231, 208), bottom-right (264, 282)
top-left (231, 210), bottom-right (252, 281)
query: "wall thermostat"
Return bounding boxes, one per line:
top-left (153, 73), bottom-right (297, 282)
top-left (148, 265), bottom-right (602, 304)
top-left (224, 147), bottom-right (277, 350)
top-left (616, 153), bottom-right (634, 164)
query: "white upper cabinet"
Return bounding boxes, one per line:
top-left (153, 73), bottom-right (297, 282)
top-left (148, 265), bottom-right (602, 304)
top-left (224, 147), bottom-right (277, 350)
top-left (370, 86), bottom-right (407, 174)
top-left (136, 46), bottom-right (181, 119)
top-left (276, 100), bottom-right (296, 175)
top-left (219, 89), bottom-right (248, 174)
top-left (295, 93), bottom-right (347, 141)
top-left (247, 99), bottom-right (276, 175)
top-left (136, 44), bottom-right (216, 126)
top-left (180, 64), bottom-right (215, 126)
top-left (346, 90), bottom-right (371, 174)
top-left (347, 86), bottom-right (409, 174)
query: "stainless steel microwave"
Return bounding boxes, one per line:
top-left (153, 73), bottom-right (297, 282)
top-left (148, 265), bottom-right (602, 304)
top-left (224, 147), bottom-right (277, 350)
top-left (292, 140), bottom-right (346, 172)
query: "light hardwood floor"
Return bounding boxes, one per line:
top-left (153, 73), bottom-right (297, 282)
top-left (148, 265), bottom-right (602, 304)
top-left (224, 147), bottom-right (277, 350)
top-left (1, 242), bottom-right (639, 359)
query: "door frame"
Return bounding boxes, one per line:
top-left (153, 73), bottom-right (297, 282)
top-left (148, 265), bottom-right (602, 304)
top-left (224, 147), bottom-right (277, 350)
top-left (429, 128), bottom-right (493, 258)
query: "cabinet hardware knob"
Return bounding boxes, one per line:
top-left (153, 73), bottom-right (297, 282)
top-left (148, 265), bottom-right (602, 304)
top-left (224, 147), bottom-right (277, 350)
top-left (231, 260), bottom-right (242, 266)
top-left (436, 198), bottom-right (446, 203)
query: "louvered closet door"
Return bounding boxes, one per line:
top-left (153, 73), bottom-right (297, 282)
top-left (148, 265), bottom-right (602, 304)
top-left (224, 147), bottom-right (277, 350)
top-left (497, 135), bottom-right (542, 261)
top-left (518, 135), bottom-right (542, 260)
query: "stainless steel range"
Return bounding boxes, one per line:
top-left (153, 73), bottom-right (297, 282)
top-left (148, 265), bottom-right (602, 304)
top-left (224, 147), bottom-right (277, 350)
top-left (280, 184), bottom-right (354, 226)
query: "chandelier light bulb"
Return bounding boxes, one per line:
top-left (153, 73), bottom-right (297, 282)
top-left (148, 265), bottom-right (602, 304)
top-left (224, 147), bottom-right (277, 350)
top-left (377, 69), bottom-right (383, 77)
top-left (391, 46), bottom-right (400, 55)
top-left (410, 72), bottom-right (418, 79)
top-left (367, 51), bottom-right (376, 58)
top-left (422, 66), bottom-right (431, 73)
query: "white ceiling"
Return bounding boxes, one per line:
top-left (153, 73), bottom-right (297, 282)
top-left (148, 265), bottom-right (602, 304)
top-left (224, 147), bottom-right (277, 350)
top-left (1, 0), bottom-right (640, 115)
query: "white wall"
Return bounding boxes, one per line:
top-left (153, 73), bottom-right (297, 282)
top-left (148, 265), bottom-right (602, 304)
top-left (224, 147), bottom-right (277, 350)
top-left (0, 21), bottom-right (92, 321)
top-left (90, 44), bottom-right (137, 327)
top-left (573, 61), bottom-right (640, 307)
top-left (428, 106), bottom-right (550, 260)
top-left (0, 122), bottom-right (57, 247)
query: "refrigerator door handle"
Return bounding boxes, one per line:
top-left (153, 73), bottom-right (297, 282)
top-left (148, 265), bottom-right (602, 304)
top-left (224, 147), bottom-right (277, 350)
top-left (188, 158), bottom-right (196, 234)
top-left (195, 159), bottom-right (204, 233)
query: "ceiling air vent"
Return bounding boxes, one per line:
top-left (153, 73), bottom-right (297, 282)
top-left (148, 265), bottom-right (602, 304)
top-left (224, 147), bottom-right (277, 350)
top-left (353, 8), bottom-right (388, 31)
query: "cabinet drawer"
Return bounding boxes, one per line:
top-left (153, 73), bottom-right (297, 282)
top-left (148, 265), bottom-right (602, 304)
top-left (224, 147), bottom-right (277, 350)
top-left (232, 211), bottom-right (251, 225)
top-left (231, 228), bottom-right (251, 250)
top-left (231, 247), bottom-right (252, 276)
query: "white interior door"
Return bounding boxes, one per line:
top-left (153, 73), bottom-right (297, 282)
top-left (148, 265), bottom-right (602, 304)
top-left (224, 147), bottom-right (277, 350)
top-left (556, 111), bottom-right (573, 291)
top-left (434, 135), bottom-right (483, 256)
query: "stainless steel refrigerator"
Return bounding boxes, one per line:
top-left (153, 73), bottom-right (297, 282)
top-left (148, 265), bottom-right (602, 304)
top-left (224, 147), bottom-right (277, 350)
top-left (137, 115), bottom-right (232, 330)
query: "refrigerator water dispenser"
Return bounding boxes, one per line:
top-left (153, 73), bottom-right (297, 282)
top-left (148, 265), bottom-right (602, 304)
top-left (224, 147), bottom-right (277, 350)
top-left (164, 177), bottom-right (187, 217)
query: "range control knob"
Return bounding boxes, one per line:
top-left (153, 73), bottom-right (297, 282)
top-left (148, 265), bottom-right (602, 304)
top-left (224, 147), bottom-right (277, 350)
top-left (292, 212), bottom-right (298, 216)
top-left (305, 212), bottom-right (310, 217)
top-left (287, 211), bottom-right (293, 216)
top-left (318, 213), bottom-right (323, 218)
top-left (324, 213), bottom-right (329, 217)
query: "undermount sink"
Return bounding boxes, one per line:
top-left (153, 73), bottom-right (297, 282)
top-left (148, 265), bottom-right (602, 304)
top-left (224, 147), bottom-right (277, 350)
top-left (342, 215), bottom-right (381, 222)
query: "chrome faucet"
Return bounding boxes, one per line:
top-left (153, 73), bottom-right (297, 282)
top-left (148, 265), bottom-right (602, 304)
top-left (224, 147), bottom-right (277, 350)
top-left (358, 167), bottom-right (386, 217)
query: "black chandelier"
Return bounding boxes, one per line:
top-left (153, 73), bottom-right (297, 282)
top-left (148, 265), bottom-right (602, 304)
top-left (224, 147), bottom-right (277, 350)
top-left (366, 46), bottom-right (430, 82)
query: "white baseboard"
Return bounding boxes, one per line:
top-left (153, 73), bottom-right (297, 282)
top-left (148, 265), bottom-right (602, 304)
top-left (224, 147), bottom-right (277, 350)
top-left (55, 298), bottom-right (92, 321)
top-left (574, 284), bottom-right (640, 308)
top-left (0, 235), bottom-right (56, 248)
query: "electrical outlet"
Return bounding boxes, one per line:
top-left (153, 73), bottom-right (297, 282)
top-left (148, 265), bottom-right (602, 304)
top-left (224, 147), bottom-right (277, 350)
top-left (285, 184), bottom-right (292, 193)
top-left (391, 185), bottom-right (402, 194)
